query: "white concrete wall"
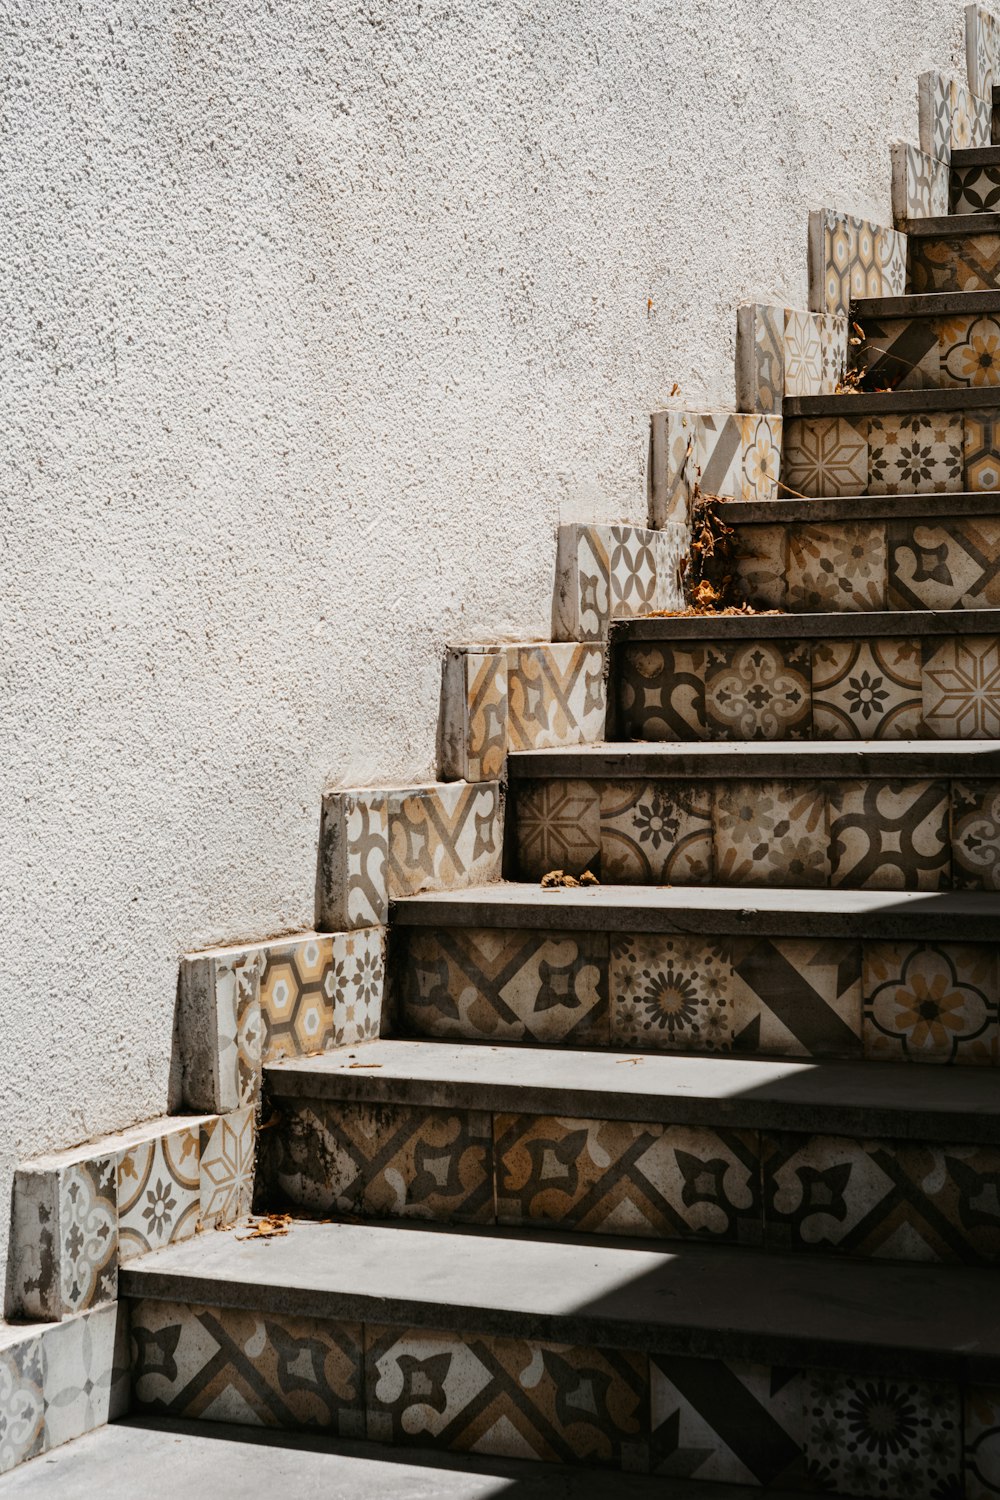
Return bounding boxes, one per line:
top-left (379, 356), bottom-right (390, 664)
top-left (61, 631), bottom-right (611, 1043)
top-left (1, 0), bottom-right (967, 1286)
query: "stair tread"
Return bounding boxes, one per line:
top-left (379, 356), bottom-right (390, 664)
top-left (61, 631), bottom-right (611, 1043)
top-left (506, 739), bottom-right (1000, 777)
top-left (853, 289), bottom-right (1000, 318)
top-left (614, 608), bottom-right (1000, 640)
top-left (263, 1038), bottom-right (999, 1142)
top-left (903, 211), bottom-right (1000, 235)
top-left (785, 385), bottom-right (1000, 416)
top-left (951, 146), bottom-right (1000, 166)
top-left (119, 1218), bottom-right (1000, 1379)
top-left (720, 491), bottom-right (1000, 523)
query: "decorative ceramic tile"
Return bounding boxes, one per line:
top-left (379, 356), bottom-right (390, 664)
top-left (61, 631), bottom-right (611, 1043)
top-left (650, 1357), bottom-right (806, 1486)
top-left (199, 1107), bottom-right (256, 1229)
top-left (13, 1158), bottom-right (119, 1322)
top-left (851, 216), bottom-right (880, 301)
top-left (786, 522), bottom-right (886, 611)
top-left (439, 648), bottom-right (508, 783)
top-left (131, 1298), bottom-right (364, 1433)
top-left (365, 1325), bottom-right (648, 1465)
top-left (953, 780), bottom-right (1000, 890)
top-left (731, 937), bottom-right (863, 1058)
top-left (888, 517), bottom-right (1000, 609)
top-left (852, 317), bottom-right (940, 391)
top-left (695, 412), bottom-right (743, 497)
top-left (386, 782), bottom-right (502, 897)
top-left (739, 415), bottom-right (783, 502)
top-left (257, 928), bottom-right (384, 1061)
top-left (783, 310), bottom-right (823, 398)
top-left (812, 638), bottom-right (923, 740)
top-left (507, 643), bottom-right (606, 752)
top-left (874, 223), bottom-right (908, 299)
top-left (649, 409), bottom-right (698, 527)
top-left (43, 1303), bottom-right (130, 1450)
top-left (704, 640), bottom-right (811, 741)
top-left (514, 778), bottom-right (601, 879)
top-left (553, 523), bottom-right (679, 641)
top-left (965, 413), bottom-right (1000, 491)
top-left (615, 643), bottom-right (707, 741)
top-left (919, 71), bottom-right (953, 163)
top-left (967, 6), bottom-right (999, 101)
top-left (318, 788), bottom-right (389, 930)
top-left (952, 76), bottom-right (992, 149)
top-left (731, 524), bottom-right (786, 610)
top-left (782, 417), bottom-right (868, 498)
top-left (736, 304), bottom-right (784, 413)
top-left (398, 926), bottom-right (609, 1045)
top-left (867, 414), bottom-right (964, 495)
top-left (954, 162), bottom-right (1000, 213)
top-left (863, 941), bottom-right (999, 1064)
top-left (117, 1123), bottom-right (201, 1261)
top-left (938, 314), bottom-right (1000, 388)
top-left (263, 1100), bottom-right (493, 1224)
top-left (600, 781), bottom-right (713, 884)
top-left (966, 1386), bottom-right (1000, 1500)
top-left (828, 779), bottom-right (951, 890)
top-left (922, 637), bottom-right (1000, 737)
top-left (0, 1335), bottom-right (46, 1473)
top-left (178, 951), bottom-right (261, 1112)
top-left (610, 934), bottom-right (744, 1053)
top-left (910, 233), bottom-right (1000, 293)
top-left (803, 1368), bottom-right (960, 1498)
top-left (495, 1114), bottom-right (761, 1243)
top-left (714, 781), bottom-right (828, 888)
top-left (891, 141), bottom-right (950, 222)
top-left (809, 209), bottom-right (854, 316)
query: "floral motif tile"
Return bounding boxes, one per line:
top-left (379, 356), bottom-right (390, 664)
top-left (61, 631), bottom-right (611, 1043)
top-left (199, 1107), bottom-right (256, 1229)
top-left (782, 417), bottom-right (868, 499)
top-left (967, 6), bottom-right (998, 99)
top-left (59, 1159), bottom-right (118, 1317)
top-left (610, 934), bottom-right (744, 1053)
top-left (131, 1298), bottom-right (364, 1434)
top-left (965, 413), bottom-right (1000, 492)
top-left (495, 1114), bottom-right (761, 1243)
top-left (953, 780), bottom-right (1000, 891)
top-left (43, 1303), bottom-right (129, 1450)
top-left (650, 1357), bottom-right (807, 1486)
top-left (553, 524), bottom-right (611, 640)
top-left (874, 223), bottom-right (908, 299)
top-left (922, 637), bottom-right (1000, 738)
top-left (0, 1336), bottom-right (46, 1474)
top-left (261, 1100), bottom-right (493, 1224)
top-left (954, 164), bottom-right (1000, 214)
top-left (888, 518), bottom-right (1000, 610)
top-left (853, 317), bottom-right (940, 391)
top-left (514, 778), bottom-right (601, 879)
top-left (892, 141), bottom-right (949, 221)
top-left (803, 1368), bottom-right (960, 1498)
top-left (939, 314), bottom-right (1000, 389)
top-left (786, 522), bottom-right (886, 611)
top-left (507, 643), bottom-right (606, 752)
top-left (919, 71), bottom-right (953, 162)
top-left (318, 788), bottom-right (389, 930)
top-left (600, 781), bottom-right (713, 884)
top-left (178, 952), bottom-right (261, 1113)
top-left (783, 310), bottom-right (823, 398)
top-left (952, 75), bottom-right (991, 149)
top-left (731, 937), bottom-right (863, 1058)
top-left (704, 641), bottom-right (811, 741)
top-left (387, 782), bottom-right (502, 897)
top-left (731, 524), bottom-right (786, 610)
top-left (440, 648), bottom-right (508, 782)
top-left (736, 304), bottom-right (784, 413)
top-left (863, 941), bottom-right (999, 1064)
top-left (828, 779), bottom-right (951, 890)
top-left (364, 1325), bottom-right (648, 1466)
top-left (910, 233), bottom-right (1000, 294)
top-left (812, 638), bottom-right (923, 740)
top-left (615, 643), bottom-right (706, 741)
top-left (739, 415), bottom-right (782, 503)
top-left (966, 1386), bottom-right (1000, 1500)
top-left (650, 409), bottom-right (697, 527)
top-left (867, 415), bottom-right (964, 495)
top-left (398, 926), bottom-right (609, 1045)
top-left (714, 781), bottom-right (829, 888)
top-left (117, 1124), bottom-right (201, 1261)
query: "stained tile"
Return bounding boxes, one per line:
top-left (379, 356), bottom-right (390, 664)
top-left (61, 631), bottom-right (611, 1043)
top-left (365, 1325), bottom-right (648, 1466)
top-left (258, 929), bottom-right (384, 1062)
top-left (731, 524), bottom-right (786, 610)
top-left (387, 782), bottom-right (502, 898)
top-left (0, 1335), bottom-right (46, 1473)
top-left (650, 409), bottom-right (698, 528)
top-left (553, 524), bottom-right (611, 641)
top-left (695, 412), bottom-right (743, 498)
top-left (318, 788), bottom-right (389, 931)
top-left (953, 780), bottom-right (1000, 891)
top-left (704, 640), bottom-right (811, 741)
top-left (967, 6), bottom-right (998, 101)
top-left (262, 1100), bottom-right (493, 1224)
top-left (863, 941), bottom-right (999, 1064)
top-left (714, 781), bottom-right (829, 888)
top-left (851, 217), bottom-right (880, 301)
top-left (615, 643), bottom-right (706, 742)
top-left (782, 417), bottom-right (868, 498)
top-left (910, 233), bottom-right (1000, 293)
top-left (966, 1386), bottom-right (1000, 1500)
top-left (888, 518), bottom-right (1000, 609)
top-left (739, 415), bottom-right (782, 503)
top-left (809, 209), bottom-right (854, 316)
top-left (919, 71), bottom-right (953, 163)
top-left (507, 643), bottom-right (606, 752)
top-left (730, 937), bottom-right (862, 1059)
top-left (650, 1357), bottom-right (806, 1486)
top-left (966, 413), bottom-right (1000, 491)
top-left (786, 522), bottom-right (886, 611)
top-left (892, 141), bottom-right (950, 221)
top-left (939, 314), bottom-right (1000, 388)
top-left (600, 781), bottom-right (713, 884)
top-left (811, 638), bottom-right (923, 740)
top-left (199, 1107), bottom-right (256, 1230)
top-left (922, 637), bottom-right (1000, 737)
top-left (874, 223), bottom-right (908, 299)
top-left (495, 1114), bottom-right (761, 1244)
top-left (178, 950), bottom-right (262, 1112)
top-left (736, 304), bottom-right (784, 413)
top-left (117, 1123), bottom-right (200, 1261)
top-left (13, 1156), bottom-right (119, 1321)
top-left (398, 926), bottom-right (609, 1045)
top-left (853, 317), bottom-right (940, 391)
top-left (866, 414), bottom-right (964, 495)
top-left (952, 76), bottom-right (991, 149)
top-left (43, 1303), bottom-right (130, 1450)
top-left (828, 779), bottom-right (950, 890)
top-left (440, 648), bottom-right (508, 782)
top-left (131, 1299), bottom-right (364, 1434)
top-left (953, 163), bottom-right (1000, 214)
top-left (803, 1368), bottom-right (960, 1498)
top-left (514, 778), bottom-right (601, 879)
top-left (610, 934), bottom-right (744, 1053)
top-left (607, 525), bottom-right (677, 621)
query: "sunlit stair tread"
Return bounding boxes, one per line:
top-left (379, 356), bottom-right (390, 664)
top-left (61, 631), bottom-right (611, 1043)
top-left (613, 607), bottom-right (1000, 641)
top-left (722, 490), bottom-right (1000, 523)
top-left (506, 740), bottom-right (1000, 778)
top-left (784, 385), bottom-right (1000, 416)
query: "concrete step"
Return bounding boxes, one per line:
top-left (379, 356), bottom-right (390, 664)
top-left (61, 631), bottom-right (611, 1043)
top-left (609, 612), bottom-right (1000, 741)
top-left (119, 1217), bottom-right (1000, 1488)
top-left (505, 741), bottom-right (1000, 893)
top-left (904, 213), bottom-right (1000, 294)
top-left (388, 883), bottom-right (1000, 1065)
top-left (848, 302), bottom-right (1000, 392)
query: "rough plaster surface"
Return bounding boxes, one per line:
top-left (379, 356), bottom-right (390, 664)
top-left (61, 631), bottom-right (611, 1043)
top-left (0, 1), bottom-right (967, 1291)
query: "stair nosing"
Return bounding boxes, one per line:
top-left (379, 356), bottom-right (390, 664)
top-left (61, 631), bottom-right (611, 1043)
top-left (950, 146), bottom-right (1000, 167)
top-left (902, 211), bottom-right (1000, 236)
top-left (784, 385), bottom-right (1000, 417)
top-left (611, 607), bottom-right (1000, 641)
top-left (852, 289), bottom-right (1000, 318)
top-left (720, 492), bottom-right (1000, 523)
top-left (505, 740), bottom-right (1000, 778)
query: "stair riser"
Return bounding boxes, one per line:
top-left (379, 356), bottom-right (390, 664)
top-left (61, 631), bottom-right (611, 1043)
top-left (910, 233), bottom-right (1000, 293)
top-left (614, 636), bottom-right (1000, 743)
top-left (126, 1293), bottom-right (990, 1493)
top-left (953, 162), bottom-right (1000, 213)
top-left (782, 409), bottom-right (1000, 498)
top-left (390, 926), bottom-right (999, 1066)
top-left (852, 312), bottom-right (1000, 390)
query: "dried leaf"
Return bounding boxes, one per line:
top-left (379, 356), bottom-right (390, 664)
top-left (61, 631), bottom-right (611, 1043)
top-left (237, 1213), bottom-right (293, 1242)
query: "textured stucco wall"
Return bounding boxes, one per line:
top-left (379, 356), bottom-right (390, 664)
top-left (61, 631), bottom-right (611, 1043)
top-left (1, 0), bottom-right (966, 1287)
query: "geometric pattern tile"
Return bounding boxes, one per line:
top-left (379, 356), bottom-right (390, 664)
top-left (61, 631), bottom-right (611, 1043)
top-left (966, 6), bottom-right (998, 101)
top-left (782, 417), bottom-right (868, 499)
top-left (811, 638), bottom-right (923, 740)
top-left (704, 641), bottom-right (811, 741)
top-left (892, 141), bottom-right (950, 222)
top-left (553, 523), bottom-right (679, 642)
top-left (514, 779), bottom-right (601, 879)
top-left (739, 415), bottom-right (783, 504)
top-left (910, 234), bottom-right (1000, 294)
top-left (940, 315), bottom-right (1000, 388)
top-left (965, 414), bottom-right (1000, 493)
top-left (863, 940), bottom-right (999, 1065)
top-left (922, 637), bottom-right (1000, 737)
top-left (867, 415), bottom-right (964, 495)
top-left (853, 317), bottom-right (940, 392)
top-left (178, 950), bottom-right (262, 1113)
top-left (258, 929), bottom-right (384, 1062)
top-left (507, 643), bottom-right (606, 753)
top-left (610, 934), bottom-right (744, 1054)
top-left (494, 1114), bottom-right (762, 1243)
top-left (803, 1368), bottom-right (961, 1498)
top-left (809, 209), bottom-right (854, 316)
top-left (888, 518), bottom-right (1000, 610)
top-left (130, 1299), bottom-right (365, 1434)
top-left (714, 781), bottom-right (829, 888)
top-left (650, 408), bottom-right (698, 528)
top-left (199, 1107), bottom-right (256, 1230)
top-left (0, 1335), bottom-right (46, 1474)
top-left (397, 926), bottom-right (610, 1045)
top-left (387, 782), bottom-right (502, 898)
top-left (117, 1124), bottom-right (201, 1262)
top-left (616, 643), bottom-right (707, 742)
top-left (42, 1303), bottom-right (129, 1451)
top-left (786, 522), bottom-right (887, 611)
top-left (732, 524), bottom-right (786, 610)
top-left (695, 413), bottom-right (743, 498)
top-left (364, 1325), bottom-right (648, 1467)
top-left (875, 223), bottom-right (908, 300)
top-left (828, 779), bottom-right (951, 891)
top-left (919, 72), bottom-right (954, 163)
top-left (318, 788), bottom-right (389, 931)
top-left (440, 648), bottom-right (508, 783)
top-left (966, 1385), bottom-right (1000, 1500)
top-left (784, 311), bottom-right (825, 399)
top-left (650, 1356), bottom-right (806, 1487)
top-left (600, 781), bottom-right (713, 884)
top-left (954, 164), bottom-right (1000, 214)
top-left (953, 781), bottom-right (1000, 891)
top-left (737, 304), bottom-right (784, 414)
top-left (731, 937), bottom-right (863, 1058)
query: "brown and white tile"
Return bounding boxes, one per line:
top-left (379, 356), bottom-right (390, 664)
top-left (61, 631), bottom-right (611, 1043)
top-left (601, 781), bottom-right (713, 884)
top-left (440, 647), bottom-right (508, 782)
top-left (649, 409), bottom-right (698, 527)
top-left (863, 940), bottom-right (999, 1064)
top-left (731, 524), bottom-right (786, 610)
top-left (704, 640), bottom-right (811, 740)
top-left (731, 937), bottom-right (863, 1058)
top-left (740, 415), bottom-right (783, 503)
top-left (117, 1121), bottom-right (201, 1261)
top-left (507, 643), bottom-right (606, 752)
top-left (866, 415), bottom-right (964, 495)
top-left (12, 1155), bottom-right (118, 1321)
top-left (965, 413), bottom-right (1000, 493)
top-left (888, 517), bottom-right (1000, 610)
top-left (514, 778), bottom-right (601, 879)
top-left (178, 950), bottom-right (262, 1112)
top-left (714, 781), bottom-right (828, 888)
top-left (953, 780), bottom-right (1000, 891)
top-left (782, 417), bottom-right (868, 499)
top-left (42, 1303), bottom-right (130, 1450)
top-left (811, 639), bottom-right (923, 740)
top-left (199, 1107), bottom-right (256, 1230)
top-left (736, 304), bottom-right (784, 413)
top-left (0, 1332), bottom-right (46, 1473)
top-left (610, 934), bottom-right (745, 1053)
top-left (891, 141), bottom-right (950, 221)
top-left (257, 928), bottom-right (384, 1062)
top-left (650, 1356), bottom-right (807, 1487)
top-left (828, 779), bottom-right (951, 890)
top-left (615, 643), bottom-right (706, 742)
top-left (803, 1367), bottom-right (960, 1498)
top-left (786, 522), bottom-right (886, 611)
top-left (922, 637), bottom-right (1000, 738)
top-left (387, 782), bottom-right (502, 897)
top-left (318, 788), bottom-right (389, 930)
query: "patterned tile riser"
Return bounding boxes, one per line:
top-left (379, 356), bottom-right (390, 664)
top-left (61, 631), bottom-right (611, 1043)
top-left (850, 314), bottom-right (1000, 391)
top-left (512, 777), bottom-right (1000, 893)
top-left (127, 1296), bottom-right (999, 1490)
top-left (910, 234), bottom-right (1000, 295)
top-left (782, 411), bottom-right (1000, 497)
top-left (952, 163), bottom-right (1000, 214)
top-left (392, 927), bottom-right (999, 1066)
top-left (616, 634), bottom-right (1000, 742)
